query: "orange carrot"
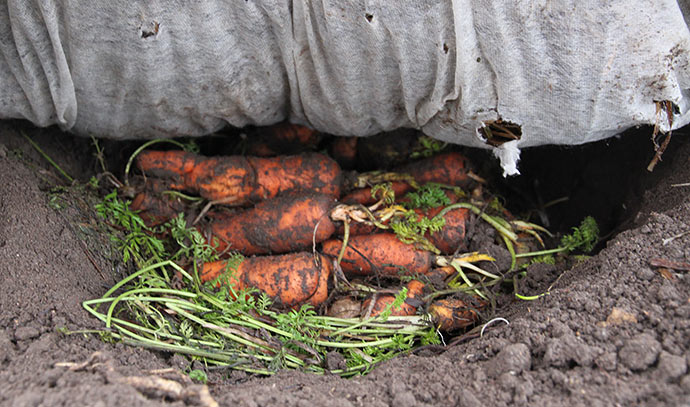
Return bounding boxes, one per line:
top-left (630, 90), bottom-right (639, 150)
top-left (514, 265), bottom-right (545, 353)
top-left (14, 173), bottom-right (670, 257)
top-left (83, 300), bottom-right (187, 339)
top-left (134, 150), bottom-right (200, 181)
top-left (246, 123), bottom-right (322, 156)
top-left (204, 194), bottom-right (336, 255)
top-left (420, 206), bottom-right (470, 255)
top-left (331, 203), bottom-right (469, 254)
top-left (363, 266), bottom-right (455, 317)
top-left (135, 151), bottom-right (342, 204)
top-left (362, 280), bottom-right (425, 317)
top-left (130, 179), bottom-right (187, 226)
top-left (200, 252), bottom-right (331, 308)
top-left (321, 233), bottom-right (432, 276)
top-left (429, 298), bottom-right (481, 331)
top-left (341, 181), bottom-right (412, 206)
top-left (334, 220), bottom-right (380, 237)
top-left (398, 151), bottom-right (472, 187)
top-left (329, 136), bottom-right (358, 169)
top-left (341, 152), bottom-right (472, 205)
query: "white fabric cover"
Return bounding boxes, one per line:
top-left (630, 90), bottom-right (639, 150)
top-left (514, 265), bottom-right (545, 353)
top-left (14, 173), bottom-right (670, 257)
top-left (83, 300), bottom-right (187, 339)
top-left (2, 1), bottom-right (689, 174)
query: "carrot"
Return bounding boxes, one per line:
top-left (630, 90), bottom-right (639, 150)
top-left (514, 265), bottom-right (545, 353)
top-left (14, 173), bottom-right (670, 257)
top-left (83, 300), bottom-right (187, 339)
top-left (362, 268), bottom-right (482, 331)
top-left (130, 179), bottom-right (187, 226)
top-left (330, 203), bottom-right (469, 255)
top-left (200, 252), bottom-right (332, 308)
top-left (246, 123), bottom-right (322, 156)
top-left (421, 206), bottom-right (470, 254)
top-left (363, 266), bottom-right (455, 317)
top-left (341, 181), bottom-right (412, 206)
top-left (429, 298), bottom-right (481, 331)
top-left (398, 151), bottom-right (472, 187)
top-left (204, 194), bottom-right (336, 255)
top-left (321, 233), bottom-right (432, 276)
top-left (362, 280), bottom-right (425, 317)
top-left (133, 150), bottom-right (200, 181)
top-left (335, 220), bottom-right (380, 237)
top-left (135, 150), bottom-right (342, 204)
top-left (329, 136), bottom-right (358, 169)
top-left (356, 128), bottom-right (421, 170)
top-left (342, 152), bottom-right (472, 205)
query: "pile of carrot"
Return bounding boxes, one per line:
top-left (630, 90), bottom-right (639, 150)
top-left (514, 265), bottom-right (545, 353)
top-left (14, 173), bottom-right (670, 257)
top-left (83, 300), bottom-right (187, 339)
top-left (128, 122), bottom-right (507, 332)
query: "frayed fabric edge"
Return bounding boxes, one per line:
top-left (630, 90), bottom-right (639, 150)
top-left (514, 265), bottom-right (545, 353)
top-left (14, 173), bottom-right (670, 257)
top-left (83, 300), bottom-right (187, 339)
top-left (493, 140), bottom-right (521, 177)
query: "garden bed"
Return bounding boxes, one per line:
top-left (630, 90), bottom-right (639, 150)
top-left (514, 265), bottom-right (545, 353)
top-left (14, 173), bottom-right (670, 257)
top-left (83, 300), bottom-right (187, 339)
top-left (0, 119), bottom-right (688, 406)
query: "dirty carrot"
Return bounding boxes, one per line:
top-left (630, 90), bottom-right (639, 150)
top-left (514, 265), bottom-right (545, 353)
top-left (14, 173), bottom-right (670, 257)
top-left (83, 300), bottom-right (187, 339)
top-left (200, 252), bottom-right (332, 308)
top-left (398, 151), bottom-right (473, 187)
top-left (341, 181), bottom-right (411, 206)
top-left (364, 266), bottom-right (455, 317)
top-left (329, 136), bottom-right (358, 169)
top-left (246, 123), bottom-right (322, 156)
top-left (362, 280), bottom-right (425, 317)
top-left (205, 194), bottom-right (337, 256)
top-left (334, 219), bottom-right (379, 237)
top-left (429, 298), bottom-right (481, 331)
top-left (321, 233), bottom-right (432, 276)
top-left (422, 206), bottom-right (470, 254)
top-left (135, 150), bottom-right (342, 204)
top-left (130, 178), bottom-right (187, 226)
top-left (330, 204), bottom-right (470, 254)
top-left (364, 269), bottom-right (482, 330)
top-left (342, 152), bottom-right (473, 205)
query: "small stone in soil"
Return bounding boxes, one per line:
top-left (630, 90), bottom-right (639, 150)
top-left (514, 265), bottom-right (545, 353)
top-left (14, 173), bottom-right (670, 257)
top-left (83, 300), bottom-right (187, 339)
top-left (543, 334), bottom-right (596, 368)
top-left (655, 352), bottom-right (688, 382)
top-left (486, 343), bottom-right (531, 377)
top-left (680, 375), bottom-right (690, 392)
top-left (14, 326), bottom-right (40, 341)
top-left (618, 333), bottom-right (661, 371)
top-left (0, 330), bottom-right (13, 362)
top-left (391, 391), bottom-right (417, 407)
top-left (595, 352), bottom-right (618, 371)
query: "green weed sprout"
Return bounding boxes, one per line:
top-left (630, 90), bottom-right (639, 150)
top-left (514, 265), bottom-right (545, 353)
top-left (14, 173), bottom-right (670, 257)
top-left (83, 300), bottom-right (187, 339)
top-left (515, 216), bottom-right (599, 259)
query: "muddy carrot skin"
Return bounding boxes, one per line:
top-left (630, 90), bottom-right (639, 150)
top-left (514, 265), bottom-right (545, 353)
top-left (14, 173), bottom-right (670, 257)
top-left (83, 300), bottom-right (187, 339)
top-left (130, 178), bottom-right (187, 226)
top-left (362, 280), bottom-right (425, 317)
top-left (398, 151), bottom-right (472, 187)
top-left (340, 181), bottom-right (412, 206)
top-left (341, 152), bottom-right (472, 205)
top-left (321, 233), bottom-right (432, 276)
top-left (429, 298), bottom-right (481, 331)
top-left (334, 220), bottom-right (380, 237)
top-left (329, 136), bottom-right (358, 169)
top-left (205, 194), bottom-right (336, 255)
top-left (332, 203), bottom-right (470, 254)
top-left (363, 266), bottom-right (455, 317)
top-left (246, 123), bottom-right (322, 156)
top-left (135, 150), bottom-right (342, 204)
top-left (421, 206), bottom-right (470, 255)
top-left (200, 252), bottom-right (332, 308)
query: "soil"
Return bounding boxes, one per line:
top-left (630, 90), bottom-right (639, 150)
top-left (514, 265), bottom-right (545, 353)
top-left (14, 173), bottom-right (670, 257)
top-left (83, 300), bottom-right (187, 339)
top-left (1, 119), bottom-right (689, 407)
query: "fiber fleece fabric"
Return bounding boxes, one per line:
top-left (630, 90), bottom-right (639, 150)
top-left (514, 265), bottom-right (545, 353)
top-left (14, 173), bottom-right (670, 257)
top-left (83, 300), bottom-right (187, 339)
top-left (1, 1), bottom-right (689, 172)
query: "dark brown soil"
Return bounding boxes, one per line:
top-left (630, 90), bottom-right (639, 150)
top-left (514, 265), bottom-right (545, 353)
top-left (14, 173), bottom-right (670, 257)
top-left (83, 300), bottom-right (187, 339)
top-left (1, 119), bottom-right (689, 407)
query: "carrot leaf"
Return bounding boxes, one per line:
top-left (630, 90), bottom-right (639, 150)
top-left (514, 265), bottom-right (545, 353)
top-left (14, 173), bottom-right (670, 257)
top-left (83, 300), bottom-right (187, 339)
top-left (390, 210), bottom-right (445, 253)
top-left (403, 183), bottom-right (451, 209)
top-left (410, 135), bottom-right (447, 159)
top-left (560, 216), bottom-right (599, 253)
